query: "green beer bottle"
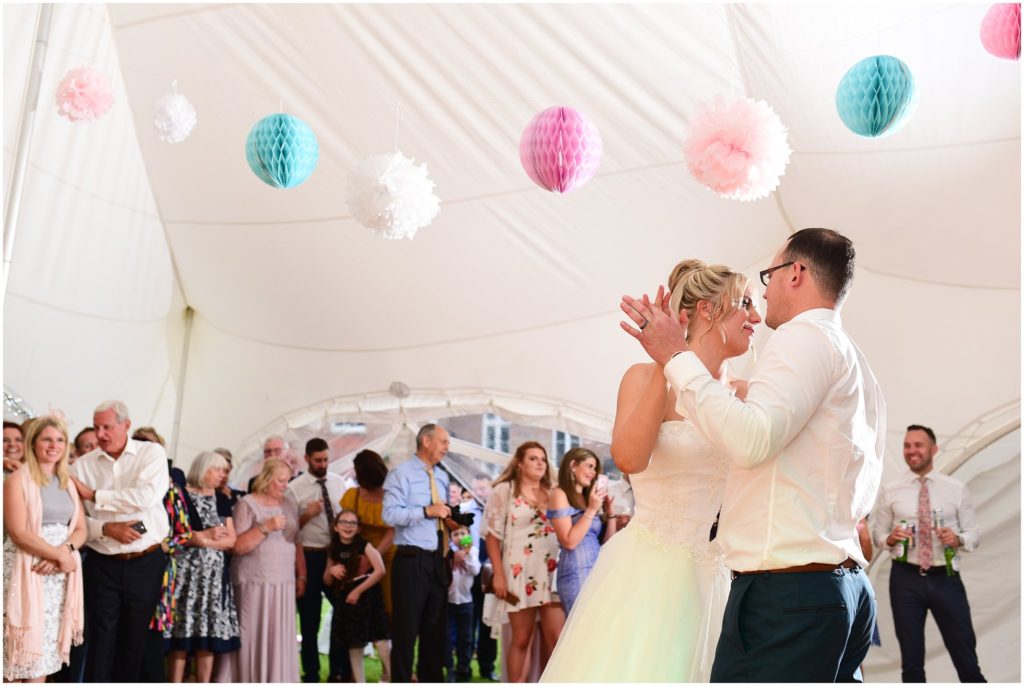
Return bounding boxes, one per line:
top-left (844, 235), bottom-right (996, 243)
top-left (895, 519), bottom-right (909, 562)
top-left (933, 508), bottom-right (958, 576)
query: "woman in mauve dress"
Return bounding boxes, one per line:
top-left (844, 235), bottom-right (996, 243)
top-left (228, 458), bottom-right (306, 683)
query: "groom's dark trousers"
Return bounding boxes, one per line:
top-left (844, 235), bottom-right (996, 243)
top-left (710, 564), bottom-right (876, 682)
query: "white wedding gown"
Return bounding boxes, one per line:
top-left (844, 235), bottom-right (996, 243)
top-left (541, 419), bottom-right (731, 683)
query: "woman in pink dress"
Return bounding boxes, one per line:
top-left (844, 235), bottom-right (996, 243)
top-left (228, 458), bottom-right (306, 682)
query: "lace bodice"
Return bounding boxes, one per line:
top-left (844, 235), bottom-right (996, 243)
top-left (628, 420), bottom-right (731, 560)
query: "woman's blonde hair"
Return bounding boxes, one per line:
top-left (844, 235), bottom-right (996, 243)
top-left (667, 259), bottom-right (749, 345)
top-left (24, 415), bottom-right (71, 489)
top-left (492, 441), bottom-right (555, 497)
top-left (250, 458), bottom-right (290, 495)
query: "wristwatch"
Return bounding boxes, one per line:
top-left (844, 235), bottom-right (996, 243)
top-left (66, 542), bottom-right (75, 553)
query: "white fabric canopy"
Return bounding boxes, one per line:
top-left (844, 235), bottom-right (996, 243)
top-left (3, 3), bottom-right (1019, 680)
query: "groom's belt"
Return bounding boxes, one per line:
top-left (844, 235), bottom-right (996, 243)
top-left (732, 558), bottom-right (858, 579)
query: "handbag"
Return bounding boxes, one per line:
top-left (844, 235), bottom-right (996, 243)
top-left (480, 559), bottom-right (494, 594)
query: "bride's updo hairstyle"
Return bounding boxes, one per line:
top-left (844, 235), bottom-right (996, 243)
top-left (667, 259), bottom-right (748, 345)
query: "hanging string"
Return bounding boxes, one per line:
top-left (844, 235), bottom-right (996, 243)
top-left (171, 79), bottom-right (178, 94)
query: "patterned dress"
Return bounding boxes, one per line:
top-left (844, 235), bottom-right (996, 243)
top-left (546, 504), bottom-right (602, 614)
top-left (3, 521), bottom-right (72, 679)
top-left (482, 482), bottom-right (559, 638)
top-left (164, 492), bottom-right (241, 653)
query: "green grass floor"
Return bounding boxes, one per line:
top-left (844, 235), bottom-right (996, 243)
top-left (307, 600), bottom-right (501, 683)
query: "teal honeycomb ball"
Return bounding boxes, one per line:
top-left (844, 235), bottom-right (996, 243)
top-left (836, 55), bottom-right (918, 138)
top-left (245, 113), bottom-right (319, 188)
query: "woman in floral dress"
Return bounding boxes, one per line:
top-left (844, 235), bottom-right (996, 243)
top-left (165, 451), bottom-right (240, 682)
top-left (483, 441), bottom-right (562, 682)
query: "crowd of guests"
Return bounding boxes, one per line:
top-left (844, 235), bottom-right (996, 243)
top-left (3, 404), bottom-right (984, 683)
top-left (2, 406), bottom-right (629, 684)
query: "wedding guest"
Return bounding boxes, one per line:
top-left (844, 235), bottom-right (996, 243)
top-left (340, 450), bottom-right (395, 614)
top-left (872, 424), bottom-right (985, 682)
top-left (246, 435), bottom-right (297, 492)
top-left (546, 447), bottom-right (617, 614)
top-left (3, 416), bottom-right (85, 681)
top-left (4, 420), bottom-right (25, 472)
top-left (213, 448), bottom-right (245, 510)
top-left (145, 468), bottom-right (193, 681)
top-left (383, 424), bottom-right (453, 683)
top-left (165, 451), bottom-right (240, 682)
top-left (325, 510), bottom-right (389, 683)
top-left (229, 458), bottom-right (305, 682)
top-left (340, 449), bottom-right (394, 681)
top-left (132, 426), bottom-right (166, 446)
top-left (285, 438), bottom-right (347, 683)
top-left (446, 526), bottom-right (481, 682)
top-left (484, 441), bottom-right (563, 682)
top-left (71, 427), bottom-right (97, 464)
top-left (468, 474), bottom-right (498, 681)
top-left (70, 400), bottom-right (170, 682)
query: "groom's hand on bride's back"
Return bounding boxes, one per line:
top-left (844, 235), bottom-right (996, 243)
top-left (620, 285), bottom-right (689, 366)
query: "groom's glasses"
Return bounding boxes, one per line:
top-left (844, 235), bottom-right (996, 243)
top-left (759, 261), bottom-right (805, 287)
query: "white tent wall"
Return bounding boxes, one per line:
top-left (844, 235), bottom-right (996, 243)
top-left (3, 3), bottom-right (1020, 681)
top-left (4, 4), bottom-right (186, 433)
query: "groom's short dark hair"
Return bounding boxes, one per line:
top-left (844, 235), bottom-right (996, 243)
top-left (783, 228), bottom-right (855, 305)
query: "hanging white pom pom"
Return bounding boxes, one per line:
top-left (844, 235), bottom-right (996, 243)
top-left (153, 91), bottom-right (197, 143)
top-left (346, 152), bottom-right (440, 240)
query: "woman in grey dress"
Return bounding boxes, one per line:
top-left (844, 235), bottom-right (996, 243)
top-left (3, 416), bottom-right (86, 681)
top-left (228, 458), bottom-right (306, 682)
top-left (165, 451), bottom-right (240, 682)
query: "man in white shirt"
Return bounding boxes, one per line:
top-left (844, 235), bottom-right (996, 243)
top-left (285, 437), bottom-right (348, 683)
top-left (622, 228), bottom-right (886, 682)
top-left (871, 425), bottom-right (985, 682)
top-left (70, 400), bottom-right (170, 682)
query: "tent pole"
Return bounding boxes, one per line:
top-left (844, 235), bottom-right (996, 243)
top-left (3, 4), bottom-right (53, 301)
top-left (168, 306), bottom-right (195, 465)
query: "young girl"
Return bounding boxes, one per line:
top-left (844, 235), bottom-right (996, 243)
top-left (325, 510), bottom-right (390, 683)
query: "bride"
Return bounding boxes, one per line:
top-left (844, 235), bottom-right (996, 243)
top-left (540, 259), bottom-right (761, 683)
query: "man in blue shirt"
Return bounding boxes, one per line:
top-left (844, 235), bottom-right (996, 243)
top-left (383, 424), bottom-right (453, 683)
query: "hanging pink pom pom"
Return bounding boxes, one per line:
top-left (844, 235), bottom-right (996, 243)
top-left (683, 95), bottom-right (791, 202)
top-left (519, 106), bottom-right (603, 194)
top-left (55, 66), bottom-right (114, 122)
top-left (980, 3), bottom-right (1021, 61)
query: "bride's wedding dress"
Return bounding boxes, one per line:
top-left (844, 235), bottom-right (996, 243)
top-left (541, 418), bottom-right (731, 683)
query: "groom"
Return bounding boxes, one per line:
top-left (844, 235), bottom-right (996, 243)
top-left (622, 228), bottom-right (885, 682)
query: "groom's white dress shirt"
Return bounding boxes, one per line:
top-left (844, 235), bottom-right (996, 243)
top-left (664, 308), bottom-right (886, 572)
